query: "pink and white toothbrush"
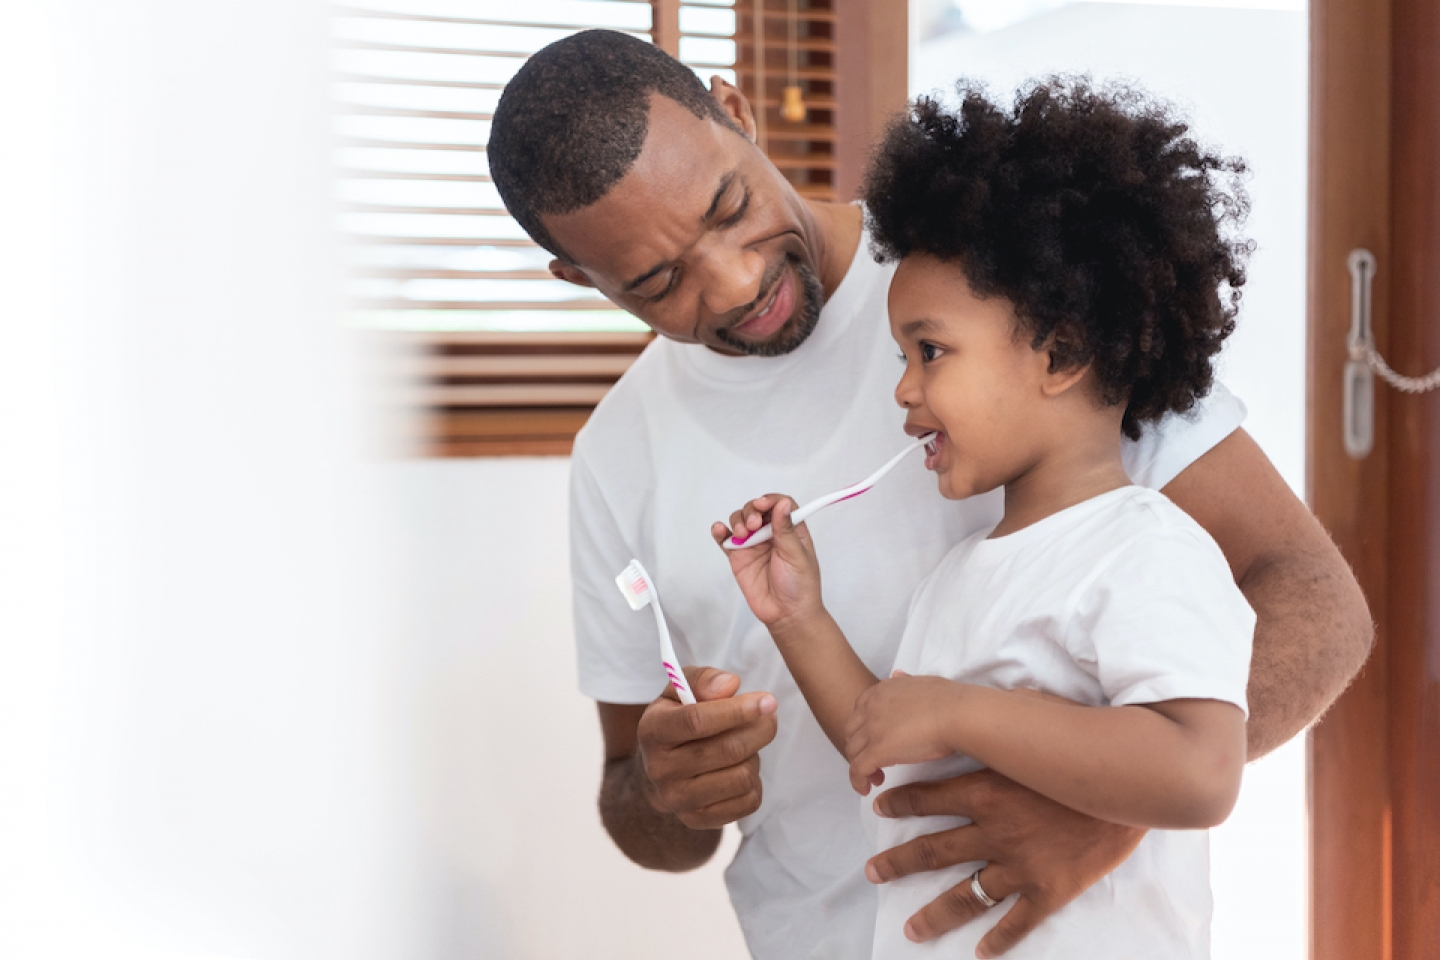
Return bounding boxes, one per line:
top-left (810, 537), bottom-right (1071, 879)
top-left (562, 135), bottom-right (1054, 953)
top-left (615, 558), bottom-right (696, 704)
top-left (724, 432), bottom-right (937, 550)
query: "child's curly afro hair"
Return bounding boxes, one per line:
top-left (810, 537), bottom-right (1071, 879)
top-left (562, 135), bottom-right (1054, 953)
top-left (863, 78), bottom-right (1252, 440)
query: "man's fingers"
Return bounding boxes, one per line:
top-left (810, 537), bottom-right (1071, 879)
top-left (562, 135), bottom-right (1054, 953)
top-left (679, 789), bottom-right (764, 830)
top-left (645, 690), bottom-right (776, 747)
top-left (866, 823), bottom-right (990, 883)
top-left (902, 871), bottom-right (997, 943)
top-left (975, 895), bottom-right (1047, 959)
top-left (874, 768), bottom-right (994, 819)
top-left (663, 756), bottom-right (761, 812)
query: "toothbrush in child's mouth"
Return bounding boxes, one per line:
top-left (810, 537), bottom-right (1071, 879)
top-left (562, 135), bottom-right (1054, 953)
top-left (724, 432), bottom-right (938, 550)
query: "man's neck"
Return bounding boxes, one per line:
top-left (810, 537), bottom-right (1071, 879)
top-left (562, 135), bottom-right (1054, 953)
top-left (802, 200), bottom-right (864, 300)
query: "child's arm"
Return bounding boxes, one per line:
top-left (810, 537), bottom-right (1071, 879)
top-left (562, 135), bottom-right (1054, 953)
top-left (844, 676), bottom-right (1246, 830)
top-left (713, 494), bottom-right (878, 754)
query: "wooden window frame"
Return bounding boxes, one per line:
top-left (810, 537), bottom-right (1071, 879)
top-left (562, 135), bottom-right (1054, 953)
top-left (397, 0), bottom-right (907, 458)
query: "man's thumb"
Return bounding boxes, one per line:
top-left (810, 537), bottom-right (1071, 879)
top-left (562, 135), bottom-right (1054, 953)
top-left (684, 666), bottom-right (741, 701)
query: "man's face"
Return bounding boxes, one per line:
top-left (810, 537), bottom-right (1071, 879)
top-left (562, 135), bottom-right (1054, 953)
top-left (542, 91), bottom-right (825, 357)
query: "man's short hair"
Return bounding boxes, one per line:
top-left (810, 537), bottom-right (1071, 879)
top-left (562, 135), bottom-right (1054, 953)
top-left (489, 29), bottom-right (736, 261)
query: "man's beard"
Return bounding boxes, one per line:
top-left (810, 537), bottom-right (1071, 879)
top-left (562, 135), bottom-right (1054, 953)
top-left (712, 253), bottom-right (825, 358)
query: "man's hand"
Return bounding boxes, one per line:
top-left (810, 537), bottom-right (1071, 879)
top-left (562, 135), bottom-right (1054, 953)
top-left (635, 665), bottom-right (779, 829)
top-left (599, 666), bottom-right (778, 872)
top-left (866, 769), bottom-right (1144, 958)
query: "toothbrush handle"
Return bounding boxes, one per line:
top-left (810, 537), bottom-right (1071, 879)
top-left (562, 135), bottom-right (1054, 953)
top-left (653, 602), bottom-right (696, 705)
top-left (723, 492), bottom-right (835, 550)
top-left (722, 435), bottom-right (931, 551)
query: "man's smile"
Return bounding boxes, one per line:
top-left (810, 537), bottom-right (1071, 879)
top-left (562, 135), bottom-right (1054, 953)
top-left (729, 264), bottom-right (795, 340)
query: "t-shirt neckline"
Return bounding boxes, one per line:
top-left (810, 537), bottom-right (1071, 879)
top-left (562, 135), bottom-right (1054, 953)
top-left (975, 485), bottom-right (1144, 555)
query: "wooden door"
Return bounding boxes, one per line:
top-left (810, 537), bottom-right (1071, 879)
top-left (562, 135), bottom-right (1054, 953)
top-left (1309, 0), bottom-right (1440, 956)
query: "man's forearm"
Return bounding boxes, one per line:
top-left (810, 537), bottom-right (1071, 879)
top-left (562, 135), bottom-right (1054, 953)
top-left (599, 752), bottom-right (722, 872)
top-left (1241, 544), bottom-right (1374, 760)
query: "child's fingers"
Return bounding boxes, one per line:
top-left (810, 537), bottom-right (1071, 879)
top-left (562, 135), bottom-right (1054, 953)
top-left (849, 752), bottom-right (881, 794)
top-left (711, 520), bottom-right (733, 546)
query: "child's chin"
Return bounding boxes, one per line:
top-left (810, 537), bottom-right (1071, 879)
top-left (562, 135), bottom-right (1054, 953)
top-left (935, 474), bottom-right (966, 500)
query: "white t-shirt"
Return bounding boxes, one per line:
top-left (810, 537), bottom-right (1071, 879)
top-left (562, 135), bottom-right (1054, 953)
top-left (871, 486), bottom-right (1255, 960)
top-left (570, 227), bottom-right (1248, 960)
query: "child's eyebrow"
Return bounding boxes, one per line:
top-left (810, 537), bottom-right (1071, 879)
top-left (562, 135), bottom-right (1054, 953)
top-left (899, 317), bottom-right (941, 337)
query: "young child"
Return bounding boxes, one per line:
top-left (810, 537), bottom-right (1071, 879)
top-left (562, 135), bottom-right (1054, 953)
top-left (713, 80), bottom-right (1256, 959)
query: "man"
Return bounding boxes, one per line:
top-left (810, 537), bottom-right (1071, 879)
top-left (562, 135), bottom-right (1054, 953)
top-left (487, 30), bottom-right (1372, 960)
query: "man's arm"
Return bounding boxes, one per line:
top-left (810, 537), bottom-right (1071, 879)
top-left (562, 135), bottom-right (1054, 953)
top-left (861, 428), bottom-right (1375, 957)
top-left (1162, 428), bottom-right (1374, 758)
top-left (597, 668), bottom-right (777, 872)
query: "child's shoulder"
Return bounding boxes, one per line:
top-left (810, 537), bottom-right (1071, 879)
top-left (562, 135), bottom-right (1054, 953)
top-left (1078, 486), bottom-right (1235, 594)
top-left (1104, 486), bottom-right (1225, 554)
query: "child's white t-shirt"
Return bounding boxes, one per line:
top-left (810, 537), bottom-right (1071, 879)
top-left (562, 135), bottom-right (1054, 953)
top-left (870, 485), bottom-right (1255, 960)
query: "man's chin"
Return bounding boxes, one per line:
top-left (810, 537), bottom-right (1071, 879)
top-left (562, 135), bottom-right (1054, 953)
top-left (714, 314), bottom-right (808, 357)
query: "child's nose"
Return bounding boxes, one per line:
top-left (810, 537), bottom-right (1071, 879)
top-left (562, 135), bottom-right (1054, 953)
top-left (894, 365), bottom-right (921, 408)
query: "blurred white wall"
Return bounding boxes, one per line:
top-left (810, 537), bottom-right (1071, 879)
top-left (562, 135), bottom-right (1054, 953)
top-left (383, 458), bottom-right (747, 960)
top-left (1, 2), bottom-right (431, 957)
top-left (914, 6), bottom-right (1310, 960)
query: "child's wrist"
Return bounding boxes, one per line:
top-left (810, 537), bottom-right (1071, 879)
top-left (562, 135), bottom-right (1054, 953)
top-left (936, 682), bottom-right (986, 755)
top-left (767, 604), bottom-right (832, 648)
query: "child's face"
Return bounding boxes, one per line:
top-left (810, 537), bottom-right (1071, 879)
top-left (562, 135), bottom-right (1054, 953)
top-left (888, 255), bottom-right (1057, 501)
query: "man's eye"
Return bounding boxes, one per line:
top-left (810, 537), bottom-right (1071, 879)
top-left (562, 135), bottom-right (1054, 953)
top-left (644, 271), bottom-right (679, 303)
top-left (719, 192), bottom-right (750, 228)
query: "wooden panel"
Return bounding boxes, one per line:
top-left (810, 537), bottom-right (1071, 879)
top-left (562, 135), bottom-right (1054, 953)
top-left (734, 0), bottom-right (841, 201)
top-left (389, 332), bottom-right (653, 458)
top-left (834, 0), bottom-right (907, 200)
top-left (1307, 0), bottom-right (1393, 956)
top-left (426, 407), bottom-right (596, 457)
top-left (1386, 0), bottom-right (1440, 953)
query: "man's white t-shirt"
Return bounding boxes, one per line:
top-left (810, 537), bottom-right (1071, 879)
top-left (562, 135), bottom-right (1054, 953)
top-left (570, 227), bottom-right (1248, 960)
top-left (870, 486), bottom-right (1255, 960)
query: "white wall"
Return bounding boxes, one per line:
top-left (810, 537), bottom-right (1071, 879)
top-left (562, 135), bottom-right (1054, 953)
top-left (1, 3), bottom-right (428, 957)
top-left (913, 7), bottom-right (1310, 959)
top-left (383, 457), bottom-right (747, 960)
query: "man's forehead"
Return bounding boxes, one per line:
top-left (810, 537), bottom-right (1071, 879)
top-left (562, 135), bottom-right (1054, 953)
top-left (544, 96), bottom-right (744, 275)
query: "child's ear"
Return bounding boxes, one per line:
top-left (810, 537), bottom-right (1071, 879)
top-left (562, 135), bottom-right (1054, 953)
top-left (1039, 325), bottom-right (1091, 398)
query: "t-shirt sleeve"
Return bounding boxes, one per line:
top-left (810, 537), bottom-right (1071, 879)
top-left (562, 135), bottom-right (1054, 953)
top-left (1123, 380), bottom-right (1248, 491)
top-left (1064, 523), bottom-right (1256, 715)
top-left (570, 451), bottom-right (670, 704)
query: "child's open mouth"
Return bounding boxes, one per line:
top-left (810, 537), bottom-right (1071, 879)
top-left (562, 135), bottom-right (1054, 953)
top-left (924, 433), bottom-right (944, 471)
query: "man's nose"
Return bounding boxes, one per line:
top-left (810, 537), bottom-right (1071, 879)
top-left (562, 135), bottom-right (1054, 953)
top-left (695, 241), bottom-right (766, 317)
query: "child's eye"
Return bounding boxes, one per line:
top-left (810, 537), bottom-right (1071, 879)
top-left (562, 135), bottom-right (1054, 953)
top-left (919, 342), bottom-right (942, 362)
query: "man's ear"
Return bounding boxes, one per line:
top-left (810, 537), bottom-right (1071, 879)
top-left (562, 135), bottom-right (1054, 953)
top-left (549, 259), bottom-right (596, 288)
top-left (709, 75), bottom-right (757, 141)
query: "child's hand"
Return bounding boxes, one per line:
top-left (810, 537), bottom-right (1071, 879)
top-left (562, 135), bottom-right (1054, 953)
top-left (844, 672), bottom-right (967, 795)
top-left (712, 494), bottom-right (823, 629)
